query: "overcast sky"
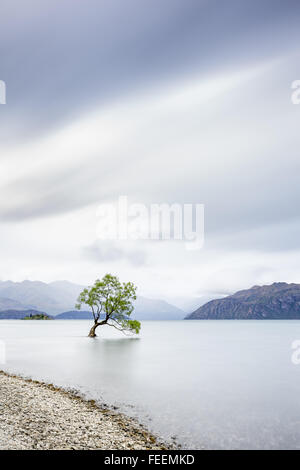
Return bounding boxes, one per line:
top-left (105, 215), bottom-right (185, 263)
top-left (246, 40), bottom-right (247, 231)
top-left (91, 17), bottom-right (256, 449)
top-left (1, 0), bottom-right (300, 307)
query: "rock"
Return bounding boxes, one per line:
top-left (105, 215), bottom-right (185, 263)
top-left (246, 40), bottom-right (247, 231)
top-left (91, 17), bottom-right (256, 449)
top-left (0, 371), bottom-right (172, 450)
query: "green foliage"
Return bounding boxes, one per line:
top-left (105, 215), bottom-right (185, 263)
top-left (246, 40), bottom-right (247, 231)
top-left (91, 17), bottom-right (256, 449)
top-left (23, 314), bottom-right (52, 320)
top-left (76, 274), bottom-right (141, 335)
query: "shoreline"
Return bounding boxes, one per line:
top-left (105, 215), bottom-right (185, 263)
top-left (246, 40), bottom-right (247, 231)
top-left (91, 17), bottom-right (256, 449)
top-left (0, 370), bottom-right (173, 450)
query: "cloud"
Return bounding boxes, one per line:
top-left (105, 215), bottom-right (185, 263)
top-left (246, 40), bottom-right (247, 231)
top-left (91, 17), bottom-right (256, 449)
top-left (1, 0), bottom-right (300, 300)
top-left (0, 57), bottom-right (286, 225)
top-left (1, 0), bottom-right (299, 142)
top-left (83, 240), bottom-right (146, 267)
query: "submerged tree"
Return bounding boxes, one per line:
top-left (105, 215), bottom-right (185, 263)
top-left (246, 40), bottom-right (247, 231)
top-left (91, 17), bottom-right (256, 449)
top-left (76, 274), bottom-right (140, 337)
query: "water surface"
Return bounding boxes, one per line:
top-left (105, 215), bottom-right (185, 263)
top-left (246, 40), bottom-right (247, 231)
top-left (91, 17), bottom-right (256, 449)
top-left (1, 320), bottom-right (300, 449)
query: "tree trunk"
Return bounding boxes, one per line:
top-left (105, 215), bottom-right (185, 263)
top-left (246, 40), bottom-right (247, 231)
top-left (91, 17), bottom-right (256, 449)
top-left (88, 322), bottom-right (100, 337)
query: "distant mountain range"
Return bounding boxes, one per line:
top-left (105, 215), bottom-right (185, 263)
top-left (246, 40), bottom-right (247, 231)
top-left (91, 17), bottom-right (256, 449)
top-left (3, 281), bottom-right (300, 321)
top-left (186, 282), bottom-right (300, 320)
top-left (56, 299), bottom-right (185, 321)
top-left (0, 309), bottom-right (48, 320)
top-left (55, 310), bottom-right (93, 319)
top-left (0, 280), bottom-right (185, 320)
top-left (0, 297), bottom-right (35, 311)
top-left (0, 280), bottom-right (82, 315)
top-left (133, 297), bottom-right (184, 321)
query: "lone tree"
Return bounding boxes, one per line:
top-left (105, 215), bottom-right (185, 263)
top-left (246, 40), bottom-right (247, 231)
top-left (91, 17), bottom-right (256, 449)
top-left (76, 274), bottom-right (141, 337)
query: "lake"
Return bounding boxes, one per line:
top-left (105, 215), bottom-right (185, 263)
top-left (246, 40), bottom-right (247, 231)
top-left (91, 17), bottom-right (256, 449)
top-left (1, 319), bottom-right (300, 449)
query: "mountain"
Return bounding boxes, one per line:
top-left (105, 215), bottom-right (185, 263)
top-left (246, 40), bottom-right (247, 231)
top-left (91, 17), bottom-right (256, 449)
top-left (0, 280), bottom-right (185, 320)
top-left (170, 295), bottom-right (225, 312)
top-left (56, 310), bottom-right (93, 319)
top-left (0, 280), bottom-right (84, 315)
top-left (133, 296), bottom-right (185, 320)
top-left (0, 309), bottom-right (49, 320)
top-left (0, 297), bottom-right (35, 311)
top-left (56, 299), bottom-right (185, 321)
top-left (186, 283), bottom-right (300, 320)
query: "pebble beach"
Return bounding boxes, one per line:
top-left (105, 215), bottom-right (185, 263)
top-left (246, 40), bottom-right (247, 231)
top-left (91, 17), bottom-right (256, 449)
top-left (0, 371), bottom-right (170, 450)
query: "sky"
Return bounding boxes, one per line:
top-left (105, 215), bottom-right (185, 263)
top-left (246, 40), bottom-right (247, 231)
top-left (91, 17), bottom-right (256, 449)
top-left (1, 0), bottom-right (300, 309)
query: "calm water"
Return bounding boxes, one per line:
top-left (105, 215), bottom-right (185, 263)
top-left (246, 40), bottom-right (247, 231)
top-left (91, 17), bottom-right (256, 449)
top-left (1, 320), bottom-right (300, 449)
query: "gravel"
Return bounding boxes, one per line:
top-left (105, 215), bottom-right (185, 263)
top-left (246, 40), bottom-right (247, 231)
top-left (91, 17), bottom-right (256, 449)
top-left (0, 371), bottom-right (170, 450)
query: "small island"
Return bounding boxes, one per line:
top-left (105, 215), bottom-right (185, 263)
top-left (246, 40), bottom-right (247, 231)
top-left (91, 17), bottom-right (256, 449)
top-left (23, 313), bottom-right (53, 320)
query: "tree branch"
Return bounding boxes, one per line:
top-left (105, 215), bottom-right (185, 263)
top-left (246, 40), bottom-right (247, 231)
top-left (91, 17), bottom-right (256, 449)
top-left (107, 321), bottom-right (136, 336)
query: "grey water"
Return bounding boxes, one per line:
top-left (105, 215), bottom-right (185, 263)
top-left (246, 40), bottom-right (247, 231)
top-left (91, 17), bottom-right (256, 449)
top-left (1, 319), bottom-right (300, 449)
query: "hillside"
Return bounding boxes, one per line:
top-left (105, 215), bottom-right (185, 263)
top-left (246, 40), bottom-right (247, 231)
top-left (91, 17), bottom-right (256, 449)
top-left (186, 283), bottom-right (300, 320)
